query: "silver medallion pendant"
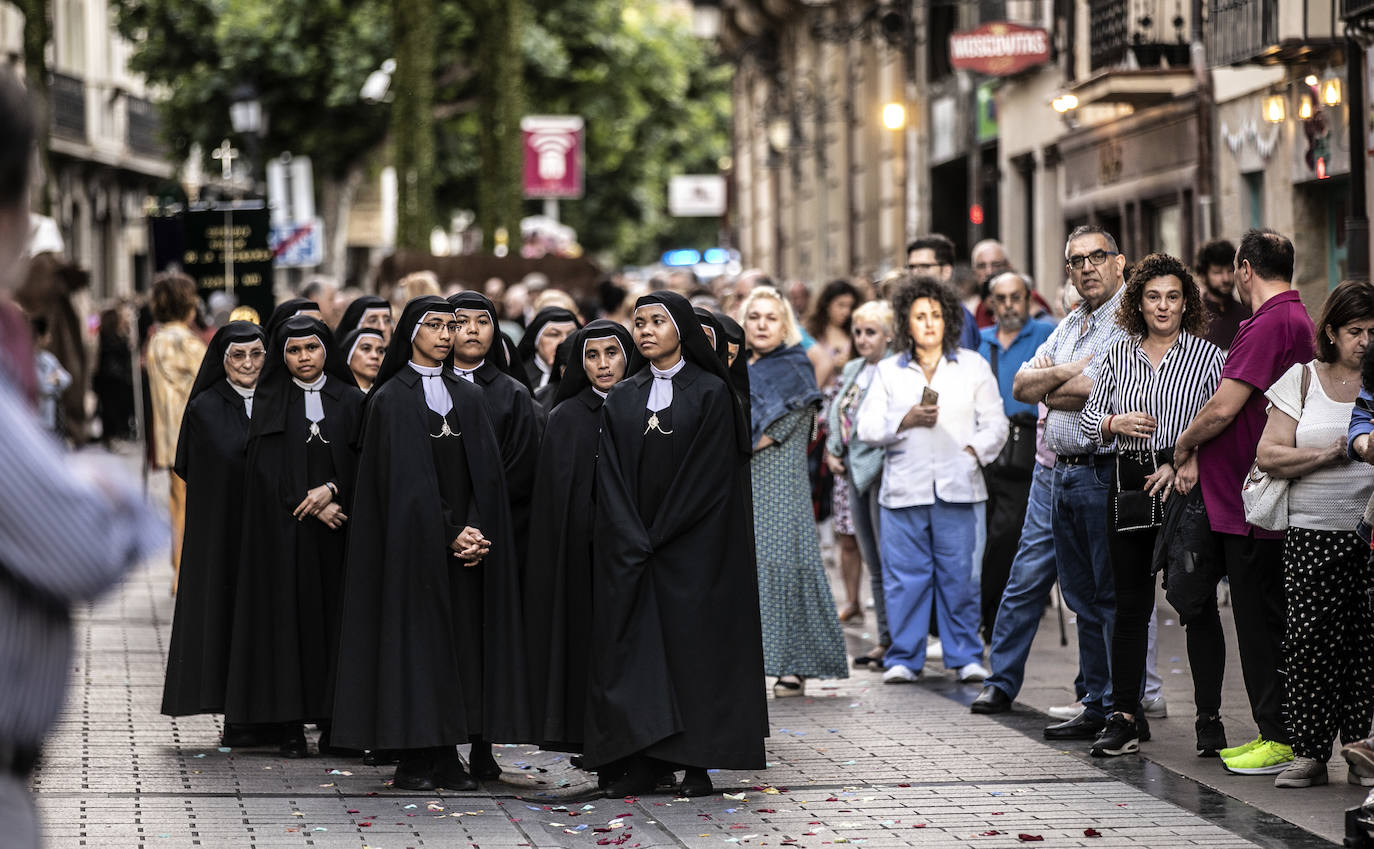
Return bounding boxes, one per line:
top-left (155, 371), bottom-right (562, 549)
top-left (307, 421), bottom-right (331, 444)
top-left (430, 418), bottom-right (461, 439)
top-left (643, 411), bottom-right (674, 436)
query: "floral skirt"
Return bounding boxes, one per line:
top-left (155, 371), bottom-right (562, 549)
top-left (832, 475), bottom-right (855, 535)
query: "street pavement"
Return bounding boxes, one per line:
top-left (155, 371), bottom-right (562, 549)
top-left (22, 457), bottom-right (1348, 848)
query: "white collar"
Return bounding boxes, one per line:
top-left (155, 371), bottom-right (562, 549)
top-left (227, 379), bottom-right (255, 418)
top-left (409, 360), bottom-right (453, 415)
top-left (646, 356), bottom-right (685, 412)
top-left (292, 375), bottom-right (327, 423)
top-left (454, 360), bottom-right (483, 383)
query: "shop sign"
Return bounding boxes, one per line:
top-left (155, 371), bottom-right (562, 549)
top-left (949, 22), bottom-right (1050, 77)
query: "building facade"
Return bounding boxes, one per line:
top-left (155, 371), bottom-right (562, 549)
top-left (713, 0), bottom-right (1366, 306)
top-left (1, 0), bottom-right (176, 301)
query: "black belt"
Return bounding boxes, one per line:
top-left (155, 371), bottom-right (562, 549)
top-left (0, 741), bottom-right (38, 777)
top-left (1056, 453), bottom-right (1112, 467)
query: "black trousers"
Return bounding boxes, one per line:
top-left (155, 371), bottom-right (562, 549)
top-left (1281, 528), bottom-right (1374, 760)
top-left (1220, 532), bottom-right (1290, 743)
top-left (982, 467), bottom-right (1033, 641)
top-left (1107, 468), bottom-right (1226, 718)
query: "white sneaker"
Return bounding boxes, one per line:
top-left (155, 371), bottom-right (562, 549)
top-left (956, 663), bottom-right (989, 683)
top-left (1048, 701), bottom-right (1084, 720)
top-left (883, 664), bottom-right (919, 684)
top-left (1141, 695), bottom-right (1167, 718)
top-left (926, 637), bottom-right (943, 662)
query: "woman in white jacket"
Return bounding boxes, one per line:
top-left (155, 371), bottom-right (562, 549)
top-left (857, 275), bottom-right (1007, 685)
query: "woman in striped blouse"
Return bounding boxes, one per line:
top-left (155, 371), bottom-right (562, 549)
top-left (1079, 253), bottom-right (1224, 759)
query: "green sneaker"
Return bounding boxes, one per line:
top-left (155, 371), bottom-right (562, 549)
top-left (1224, 740), bottom-right (1294, 775)
top-left (1218, 735), bottom-right (1263, 761)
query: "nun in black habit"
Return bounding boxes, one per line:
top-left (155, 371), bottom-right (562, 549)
top-left (331, 296), bottom-right (533, 791)
top-left (222, 317), bottom-right (364, 757)
top-left (264, 297), bottom-right (324, 338)
top-left (161, 322), bottom-right (266, 736)
top-left (532, 335), bottom-right (575, 412)
top-left (336, 295), bottom-right (393, 343)
top-left (587, 291), bottom-right (767, 798)
top-left (524, 320), bottom-right (640, 754)
top-left (447, 291), bottom-right (543, 573)
top-left (516, 306), bottom-right (580, 389)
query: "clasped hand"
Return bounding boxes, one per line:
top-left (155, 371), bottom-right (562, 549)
top-left (451, 526), bottom-right (491, 566)
top-left (899, 403), bottom-right (938, 431)
top-left (293, 484), bottom-right (335, 521)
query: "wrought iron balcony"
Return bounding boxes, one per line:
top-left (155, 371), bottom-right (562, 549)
top-left (1343, 0), bottom-right (1374, 20)
top-left (50, 72), bottom-right (86, 141)
top-left (126, 96), bottom-right (165, 159)
top-left (1089, 0), bottom-right (1191, 71)
top-left (1210, 0), bottom-right (1341, 65)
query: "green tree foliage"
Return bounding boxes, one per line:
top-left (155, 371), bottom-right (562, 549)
top-left (114, 0), bottom-right (730, 265)
top-left (111, 0), bottom-right (391, 180)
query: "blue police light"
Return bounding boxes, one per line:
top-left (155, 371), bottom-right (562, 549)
top-left (703, 248), bottom-right (730, 264)
top-left (662, 249), bottom-right (702, 267)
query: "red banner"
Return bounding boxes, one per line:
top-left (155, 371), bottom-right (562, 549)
top-left (949, 22), bottom-right (1050, 77)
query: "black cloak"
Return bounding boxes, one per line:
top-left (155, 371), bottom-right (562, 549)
top-left (336, 295), bottom-right (390, 336)
top-left (264, 298), bottom-right (323, 338)
top-left (713, 310), bottom-right (752, 410)
top-left (584, 292), bottom-right (765, 770)
top-left (448, 292), bottom-right (543, 571)
top-left (162, 321), bottom-right (265, 717)
top-left (516, 306), bottom-right (580, 389)
top-left (331, 296), bottom-right (534, 748)
top-left (223, 317), bottom-right (365, 725)
top-left (524, 320), bottom-right (639, 751)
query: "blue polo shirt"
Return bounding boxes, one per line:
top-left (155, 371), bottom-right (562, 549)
top-left (979, 318), bottom-right (1056, 418)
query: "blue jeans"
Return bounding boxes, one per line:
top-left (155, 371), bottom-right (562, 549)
top-left (848, 477), bottom-right (889, 647)
top-left (880, 498), bottom-right (982, 671)
top-left (1051, 460), bottom-right (1116, 721)
top-left (985, 463), bottom-right (1057, 699)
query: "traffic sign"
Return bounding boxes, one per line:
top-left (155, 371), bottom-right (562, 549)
top-left (270, 217), bottom-right (325, 268)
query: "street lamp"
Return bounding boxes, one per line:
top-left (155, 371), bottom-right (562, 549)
top-left (229, 84), bottom-right (264, 136)
top-left (881, 102), bottom-right (907, 131)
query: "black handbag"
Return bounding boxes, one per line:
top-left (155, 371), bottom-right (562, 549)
top-left (1113, 451), bottom-right (1165, 532)
top-left (986, 344), bottom-right (1037, 479)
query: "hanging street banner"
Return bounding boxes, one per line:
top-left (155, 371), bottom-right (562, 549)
top-left (522, 115), bottom-right (585, 199)
top-left (949, 22), bottom-right (1051, 77)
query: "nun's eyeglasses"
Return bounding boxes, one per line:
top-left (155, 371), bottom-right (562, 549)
top-left (419, 320), bottom-right (460, 334)
top-left (226, 350), bottom-right (266, 363)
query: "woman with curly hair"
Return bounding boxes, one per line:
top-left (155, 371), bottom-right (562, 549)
top-left (855, 276), bottom-right (1007, 685)
top-left (1079, 252), bottom-right (1224, 759)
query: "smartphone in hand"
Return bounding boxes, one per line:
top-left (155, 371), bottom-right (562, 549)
top-left (921, 386), bottom-right (939, 407)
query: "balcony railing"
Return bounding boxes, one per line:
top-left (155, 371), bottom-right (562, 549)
top-left (1210, 0), bottom-right (1340, 65)
top-left (1210, 0), bottom-right (1277, 66)
top-left (1089, 0), bottom-right (1192, 71)
top-left (50, 72), bottom-right (86, 141)
top-left (126, 95), bottom-right (164, 159)
top-left (1344, 0), bottom-right (1374, 20)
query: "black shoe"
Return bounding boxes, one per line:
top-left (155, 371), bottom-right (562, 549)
top-left (1091, 713), bottom-right (1140, 757)
top-left (220, 722), bottom-right (273, 748)
top-left (570, 755), bottom-right (586, 770)
top-left (467, 741), bottom-right (501, 781)
top-left (596, 759), bottom-right (628, 792)
top-left (279, 724), bottom-right (310, 758)
top-left (393, 751), bottom-right (437, 791)
top-left (1195, 715), bottom-right (1227, 757)
top-left (679, 768), bottom-right (713, 797)
top-left (363, 748), bottom-right (402, 766)
top-left (603, 756), bottom-right (659, 798)
top-left (1136, 713), bottom-right (1151, 743)
top-left (434, 752), bottom-right (480, 791)
top-left (970, 685), bottom-right (1012, 715)
top-left (1044, 710), bottom-right (1106, 740)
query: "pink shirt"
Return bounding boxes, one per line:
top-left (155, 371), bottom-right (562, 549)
top-left (1197, 290), bottom-right (1314, 538)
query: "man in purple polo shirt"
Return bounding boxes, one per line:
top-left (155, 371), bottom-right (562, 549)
top-left (1174, 228), bottom-right (1314, 776)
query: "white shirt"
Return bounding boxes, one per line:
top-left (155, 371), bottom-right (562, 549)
top-left (856, 348), bottom-right (1009, 508)
top-left (647, 357), bottom-right (685, 412)
top-left (1266, 362), bottom-right (1374, 531)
